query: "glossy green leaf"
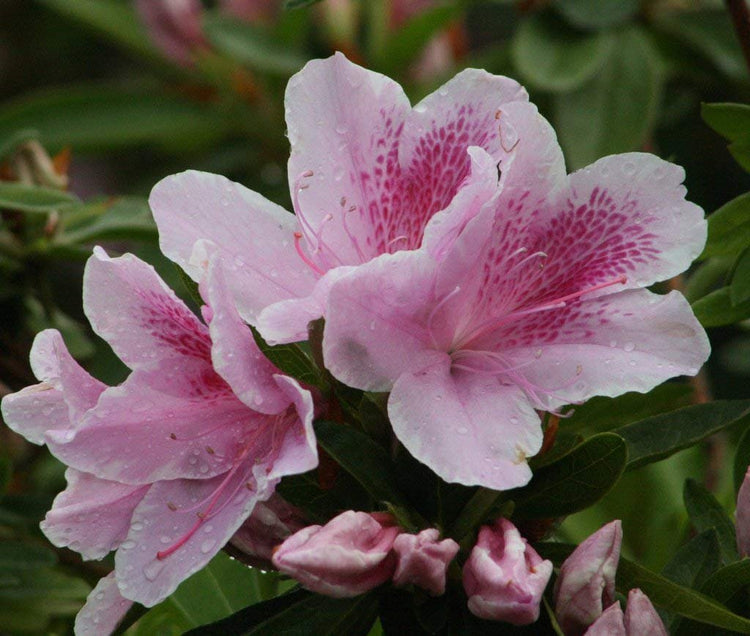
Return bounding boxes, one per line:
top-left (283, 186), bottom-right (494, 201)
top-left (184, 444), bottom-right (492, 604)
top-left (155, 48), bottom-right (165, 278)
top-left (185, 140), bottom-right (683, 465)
top-left (734, 426), bottom-right (750, 496)
top-left (618, 400), bottom-right (750, 470)
top-left (129, 553), bottom-right (279, 634)
top-left (662, 529), bottom-right (722, 590)
top-left (376, 4), bottom-right (459, 76)
top-left (250, 327), bottom-right (324, 389)
top-left (59, 197), bottom-right (158, 244)
top-left (511, 433), bottom-right (627, 519)
top-left (313, 420), bottom-right (419, 528)
top-left (701, 192), bottom-right (750, 259)
top-left (731, 248), bottom-right (750, 306)
top-left (655, 11), bottom-right (746, 82)
top-left (552, 0), bottom-right (639, 29)
top-left (0, 182), bottom-right (78, 213)
top-left (512, 12), bottom-right (614, 92)
top-left (693, 287), bottom-right (750, 327)
top-left (562, 384), bottom-right (693, 436)
top-left (674, 560), bottom-right (750, 636)
top-left (538, 543), bottom-right (750, 632)
top-left (553, 26), bottom-right (661, 169)
top-left (684, 479), bottom-right (738, 565)
top-left (0, 566), bottom-right (90, 602)
top-left (203, 15), bottom-right (306, 75)
top-left (277, 468), bottom-right (369, 524)
top-left (0, 87), bottom-right (226, 153)
top-left (185, 588), bottom-right (379, 636)
top-left (702, 103), bottom-right (750, 143)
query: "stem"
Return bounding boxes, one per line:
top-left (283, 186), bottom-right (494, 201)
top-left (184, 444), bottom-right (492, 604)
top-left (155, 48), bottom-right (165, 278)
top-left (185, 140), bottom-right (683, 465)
top-left (726, 0), bottom-right (750, 76)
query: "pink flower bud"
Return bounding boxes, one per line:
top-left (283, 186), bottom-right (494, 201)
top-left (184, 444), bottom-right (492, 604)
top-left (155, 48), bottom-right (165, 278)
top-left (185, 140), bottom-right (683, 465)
top-left (230, 494), bottom-right (306, 568)
top-left (623, 589), bottom-right (667, 635)
top-left (737, 467), bottom-right (750, 557)
top-left (584, 589), bottom-right (666, 635)
top-left (135, 0), bottom-right (206, 66)
top-left (554, 520), bottom-right (622, 636)
top-left (220, 0), bottom-right (276, 22)
top-left (392, 528), bottom-right (459, 596)
top-left (271, 510), bottom-right (401, 597)
top-left (462, 518), bottom-right (553, 625)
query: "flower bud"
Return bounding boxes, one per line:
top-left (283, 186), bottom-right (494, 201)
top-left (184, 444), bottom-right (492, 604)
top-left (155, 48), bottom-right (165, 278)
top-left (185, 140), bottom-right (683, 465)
top-left (392, 528), bottom-right (459, 596)
top-left (272, 510), bottom-right (401, 597)
top-left (623, 588), bottom-right (667, 635)
top-left (736, 467), bottom-right (750, 557)
top-left (135, 0), bottom-right (206, 66)
top-left (462, 518), bottom-right (553, 625)
top-left (230, 494), bottom-right (306, 568)
top-left (583, 602), bottom-right (626, 636)
top-left (554, 520), bottom-right (622, 635)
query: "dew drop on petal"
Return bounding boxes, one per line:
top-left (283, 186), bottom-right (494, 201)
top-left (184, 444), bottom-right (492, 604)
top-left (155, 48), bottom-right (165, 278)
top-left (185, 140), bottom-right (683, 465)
top-left (456, 426), bottom-right (468, 435)
top-left (130, 521), bottom-right (143, 532)
top-left (200, 539), bottom-right (217, 554)
top-left (120, 540), bottom-right (136, 550)
top-left (623, 342), bottom-right (635, 352)
top-left (143, 560), bottom-right (166, 581)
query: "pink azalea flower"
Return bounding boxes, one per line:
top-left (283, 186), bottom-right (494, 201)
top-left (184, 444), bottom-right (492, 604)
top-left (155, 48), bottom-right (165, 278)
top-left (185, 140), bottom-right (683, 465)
top-left (272, 510), bottom-right (402, 597)
top-left (148, 52), bottom-right (527, 345)
top-left (392, 528), bottom-right (459, 596)
top-left (1, 247), bottom-right (317, 617)
top-left (462, 518), bottom-right (552, 625)
top-left (135, 0), bottom-right (207, 66)
top-left (323, 101), bottom-right (710, 490)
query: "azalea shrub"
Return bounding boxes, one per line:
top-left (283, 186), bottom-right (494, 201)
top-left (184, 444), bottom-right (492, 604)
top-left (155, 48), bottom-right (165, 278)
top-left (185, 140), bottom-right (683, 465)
top-left (1, 1), bottom-right (750, 635)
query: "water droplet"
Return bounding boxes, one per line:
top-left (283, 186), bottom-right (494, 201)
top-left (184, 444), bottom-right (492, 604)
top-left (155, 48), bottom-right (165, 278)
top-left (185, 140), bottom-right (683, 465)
top-left (623, 342), bottom-right (635, 352)
top-left (130, 521), bottom-right (143, 532)
top-left (609, 340), bottom-right (617, 348)
top-left (203, 524), bottom-right (214, 534)
top-left (510, 417), bottom-right (519, 425)
top-left (199, 464), bottom-right (210, 474)
top-left (160, 535), bottom-right (172, 544)
top-left (95, 591), bottom-right (105, 601)
top-left (120, 540), bottom-right (136, 550)
top-left (456, 426), bottom-right (468, 435)
top-left (623, 161), bottom-right (636, 175)
top-left (253, 395), bottom-right (264, 406)
top-left (628, 360), bottom-right (637, 367)
top-left (369, 320), bottom-right (376, 331)
top-left (143, 560), bottom-right (166, 581)
top-left (200, 539), bottom-right (217, 554)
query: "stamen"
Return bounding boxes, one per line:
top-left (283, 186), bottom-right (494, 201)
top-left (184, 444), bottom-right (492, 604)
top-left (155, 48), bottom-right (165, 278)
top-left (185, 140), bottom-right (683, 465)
top-left (507, 251), bottom-right (547, 275)
top-left (456, 275), bottom-right (627, 349)
top-left (427, 286), bottom-right (462, 349)
top-left (340, 203), bottom-right (368, 263)
top-left (387, 235), bottom-right (409, 250)
top-left (294, 232), bottom-right (326, 275)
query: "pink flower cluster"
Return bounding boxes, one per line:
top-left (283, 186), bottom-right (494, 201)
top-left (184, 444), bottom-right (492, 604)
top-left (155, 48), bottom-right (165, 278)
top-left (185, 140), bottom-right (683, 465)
top-left (1, 52), bottom-right (709, 633)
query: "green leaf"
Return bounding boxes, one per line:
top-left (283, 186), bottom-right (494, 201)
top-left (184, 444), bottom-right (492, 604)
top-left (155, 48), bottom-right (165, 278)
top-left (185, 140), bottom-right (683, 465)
top-left (538, 543), bottom-right (750, 633)
top-left (203, 15), bottom-right (306, 75)
top-left (0, 129), bottom-right (38, 162)
top-left (376, 4), bottom-right (460, 77)
top-left (59, 197), bottom-right (158, 244)
top-left (562, 384), bottom-right (693, 436)
top-left (662, 529), bottom-right (722, 590)
top-left (701, 191), bottom-right (750, 259)
top-left (313, 420), bottom-right (419, 528)
top-left (512, 12), bottom-right (614, 92)
top-left (250, 327), bottom-right (325, 389)
top-left (674, 560), bottom-right (750, 636)
top-left (731, 248), bottom-right (750, 306)
top-left (283, 0), bottom-right (323, 8)
top-left (0, 182), bottom-right (78, 213)
top-left (0, 542), bottom-right (57, 570)
top-left (0, 86), bottom-right (226, 153)
top-left (735, 426), bottom-right (750, 496)
top-left (702, 103), bottom-right (750, 143)
top-left (511, 433), bottom-right (627, 519)
top-left (655, 11), bottom-right (746, 82)
top-left (37, 0), bottom-right (166, 66)
top-left (553, 26), bottom-right (661, 169)
top-left (684, 479), bottom-right (738, 565)
top-left (277, 468), bottom-right (369, 524)
top-left (618, 400), bottom-right (750, 470)
top-left (184, 589), bottom-right (379, 636)
top-left (693, 287), bottom-right (750, 327)
top-left (552, 0), bottom-right (639, 29)
top-left (130, 553), bottom-right (279, 634)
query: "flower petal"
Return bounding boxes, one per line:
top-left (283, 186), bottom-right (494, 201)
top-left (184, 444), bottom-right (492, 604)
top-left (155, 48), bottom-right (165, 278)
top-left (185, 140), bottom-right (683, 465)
top-left (201, 254), bottom-right (289, 413)
top-left (494, 289), bottom-right (710, 410)
top-left (150, 170), bottom-right (317, 323)
top-left (114, 464), bottom-right (272, 606)
top-left (74, 572), bottom-right (133, 636)
top-left (41, 468), bottom-right (148, 560)
top-left (389, 357), bottom-right (541, 489)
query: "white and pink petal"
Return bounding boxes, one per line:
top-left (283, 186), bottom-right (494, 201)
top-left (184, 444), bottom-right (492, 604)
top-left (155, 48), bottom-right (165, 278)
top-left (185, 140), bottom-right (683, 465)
top-left (74, 572), bottom-right (133, 636)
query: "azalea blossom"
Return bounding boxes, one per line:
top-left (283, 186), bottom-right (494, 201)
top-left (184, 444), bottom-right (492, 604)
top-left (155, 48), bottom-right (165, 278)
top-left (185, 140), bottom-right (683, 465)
top-left (1, 246), bottom-right (317, 624)
top-left (392, 528), bottom-right (459, 596)
top-left (148, 52), bottom-right (527, 345)
top-left (323, 101), bottom-right (710, 489)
